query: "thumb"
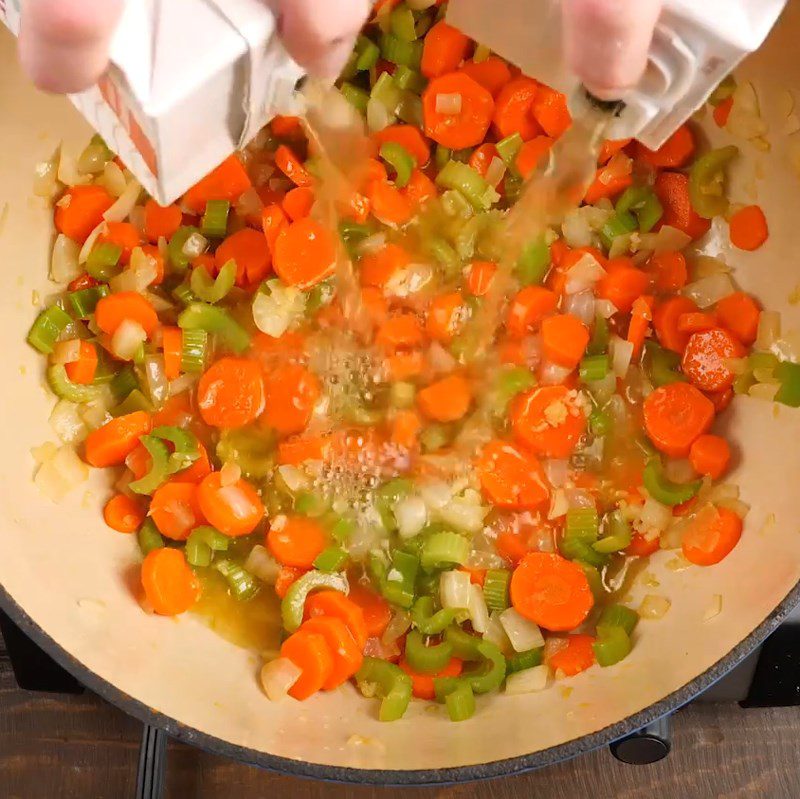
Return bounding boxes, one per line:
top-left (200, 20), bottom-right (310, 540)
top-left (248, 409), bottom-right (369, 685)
top-left (563, 0), bottom-right (663, 100)
top-left (275, 0), bottom-right (370, 79)
top-left (19, 0), bottom-right (125, 93)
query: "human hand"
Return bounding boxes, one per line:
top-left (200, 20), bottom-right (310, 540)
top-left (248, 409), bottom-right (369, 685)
top-left (563, 0), bottom-right (663, 100)
top-left (18, 0), bottom-right (371, 94)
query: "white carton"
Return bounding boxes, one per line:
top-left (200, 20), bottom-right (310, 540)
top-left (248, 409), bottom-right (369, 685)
top-left (0, 0), bottom-right (304, 204)
top-left (447, 0), bottom-right (787, 149)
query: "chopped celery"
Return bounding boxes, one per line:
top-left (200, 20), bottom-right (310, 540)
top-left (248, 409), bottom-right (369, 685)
top-left (281, 571), bottom-right (348, 631)
top-left (588, 313), bottom-right (609, 356)
top-left (356, 658), bottom-right (412, 721)
top-left (642, 458), bottom-right (701, 506)
top-left (516, 237), bottom-right (551, 285)
top-left (380, 141), bottom-right (415, 188)
top-left (689, 146), bottom-right (739, 220)
top-left (436, 160), bottom-right (496, 211)
top-left (589, 408), bottom-right (612, 437)
top-left (27, 305), bottom-right (73, 354)
top-left (411, 596), bottom-right (459, 635)
top-left (152, 425), bottom-right (200, 473)
top-left (390, 4), bottom-right (418, 41)
top-left (185, 525), bottom-right (229, 568)
top-left (490, 366), bottom-right (536, 418)
top-left (109, 365), bottom-right (138, 398)
top-left (294, 490), bottom-right (329, 517)
top-left (137, 519), bottom-right (164, 556)
top-left (405, 630), bottom-right (453, 673)
top-left (579, 354), bottom-right (609, 382)
top-left (47, 364), bottom-right (102, 403)
top-left (645, 341), bottom-right (686, 387)
top-left (172, 280), bottom-right (197, 306)
top-left (168, 226), bottom-right (201, 272)
top-left (371, 72), bottom-right (402, 111)
top-left (421, 423), bottom-right (452, 452)
top-left (420, 531), bottom-right (470, 570)
top-left (190, 259), bottom-right (236, 304)
top-left (355, 35), bottom-right (380, 71)
top-left (593, 625), bottom-right (632, 667)
top-left (616, 185), bottom-right (663, 233)
top-left (68, 285), bottom-right (109, 319)
top-left (393, 65), bottom-right (426, 94)
top-left (444, 680), bottom-right (475, 721)
top-left (380, 550), bottom-right (419, 608)
top-left (178, 303), bottom-right (250, 354)
top-left (506, 647), bottom-right (544, 674)
top-left (593, 510), bottom-right (632, 553)
top-left (180, 328), bottom-right (208, 373)
top-left (496, 132), bottom-right (523, 171)
top-left (111, 389), bottom-right (153, 417)
top-left (86, 243), bottom-right (122, 281)
top-left (560, 507), bottom-right (607, 568)
top-left (128, 435), bottom-right (170, 495)
top-left (201, 199), bottom-right (230, 238)
top-left (215, 559), bottom-right (260, 601)
top-left (379, 32), bottom-right (423, 68)
top-left (598, 604), bottom-right (639, 636)
top-left (775, 361), bottom-right (800, 407)
top-left (340, 82), bottom-right (370, 113)
top-left (390, 381), bottom-right (416, 408)
top-left (313, 546), bottom-right (349, 573)
top-left (216, 426), bottom-right (275, 479)
top-left (709, 74), bottom-right (737, 106)
top-left (483, 568), bottom-right (510, 612)
top-left (600, 211), bottom-right (638, 250)
top-left (435, 145), bottom-right (452, 169)
top-left (427, 237), bottom-right (460, 276)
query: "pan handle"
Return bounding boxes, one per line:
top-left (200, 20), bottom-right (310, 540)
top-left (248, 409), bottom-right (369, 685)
top-left (136, 724), bottom-right (168, 799)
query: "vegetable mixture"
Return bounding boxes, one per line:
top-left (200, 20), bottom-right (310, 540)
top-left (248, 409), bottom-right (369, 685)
top-left (29, 0), bottom-right (787, 722)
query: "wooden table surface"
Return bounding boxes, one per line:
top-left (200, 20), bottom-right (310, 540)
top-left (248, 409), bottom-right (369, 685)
top-left (1, 634), bottom-right (798, 799)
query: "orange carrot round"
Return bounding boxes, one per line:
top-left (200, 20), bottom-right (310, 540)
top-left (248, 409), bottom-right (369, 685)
top-left (267, 515), bottom-right (327, 568)
top-left (715, 291), bottom-right (760, 346)
top-left (64, 340), bottom-right (98, 385)
top-left (301, 616), bottom-right (363, 690)
top-left (55, 185), bottom-right (114, 243)
top-left (305, 590), bottom-right (368, 649)
top-left (144, 200), bottom-right (182, 243)
top-left (635, 124), bottom-right (695, 168)
top-left (597, 260), bottom-right (649, 314)
top-left (103, 493), bottom-right (145, 533)
top-left (280, 630), bottom-right (334, 700)
top-left (149, 481), bottom-right (204, 541)
top-left (492, 76), bottom-right (541, 141)
top-left (729, 205), bottom-right (769, 251)
top-left (506, 285), bottom-right (558, 339)
top-left (643, 382), bottom-right (715, 458)
top-left (475, 439), bottom-right (550, 510)
top-left (689, 434), bottom-right (732, 480)
top-left (654, 171), bottom-right (711, 240)
top-left (376, 313), bottom-right (425, 351)
top-left (347, 582), bottom-right (392, 638)
top-left (653, 295), bottom-right (698, 353)
top-left (531, 85), bottom-right (571, 139)
top-left (273, 218), bottom-right (336, 289)
top-left (399, 656), bottom-right (463, 700)
top-left (95, 292), bottom-right (159, 337)
top-left (510, 552), bottom-right (594, 631)
top-left (197, 357), bottom-right (265, 429)
top-left (682, 506), bottom-right (743, 566)
top-left (417, 374), bottom-right (472, 422)
top-left (182, 155), bottom-right (252, 214)
top-left (197, 472), bottom-right (264, 537)
top-left (426, 292), bottom-right (466, 343)
top-left (647, 251), bottom-right (688, 294)
top-left (359, 243), bottom-right (410, 288)
top-left (98, 221), bottom-right (141, 265)
top-left (262, 363), bottom-right (321, 436)
top-left (515, 136), bottom-right (554, 179)
top-left (274, 144), bottom-right (313, 187)
top-left (466, 259), bottom-right (497, 296)
top-left (423, 72), bottom-right (495, 149)
top-left (458, 56), bottom-right (512, 97)
top-left (547, 634), bottom-right (596, 676)
top-left (540, 314), bottom-right (590, 369)
top-left (421, 20), bottom-right (470, 78)
top-left (681, 327), bottom-right (744, 392)
top-left (282, 186), bottom-right (315, 221)
top-left (368, 177), bottom-right (415, 226)
top-left (85, 411), bottom-right (152, 468)
top-left (141, 548), bottom-right (201, 616)
top-left (215, 227), bottom-right (271, 287)
top-left (373, 124), bottom-right (431, 167)
top-left (510, 385), bottom-right (586, 459)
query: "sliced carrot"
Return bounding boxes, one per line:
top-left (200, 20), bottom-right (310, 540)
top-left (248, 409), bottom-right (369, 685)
top-left (506, 285), bottom-right (558, 339)
top-left (625, 532), bottom-right (661, 557)
top-left (197, 472), bottom-right (264, 538)
top-left (423, 72), bottom-right (495, 149)
top-left (531, 85), bottom-right (571, 139)
top-left (64, 340), bottom-right (98, 385)
top-left (182, 154), bottom-right (252, 214)
top-left (647, 251), bottom-right (688, 294)
top-left (177, 441), bottom-right (212, 484)
top-left (475, 439), bottom-right (550, 510)
top-left (282, 186), bottom-right (315, 221)
top-left (98, 221), bottom-right (141, 265)
top-left (149, 481), bottom-right (204, 541)
top-left (643, 382), bottom-right (715, 458)
top-left (262, 363), bottom-right (321, 436)
top-left (197, 357), bottom-right (265, 429)
top-left (391, 409), bottom-right (422, 451)
top-left (192, 253), bottom-right (216, 276)
top-left (275, 566), bottom-right (305, 599)
top-left (95, 292), bottom-right (158, 337)
top-left (598, 138), bottom-right (632, 165)
top-left (360, 243), bottom-right (410, 288)
top-left (417, 374), bottom-right (472, 422)
top-left (459, 56), bottom-right (512, 97)
top-left (141, 548), bottom-right (201, 616)
top-left (261, 203), bottom-right (289, 253)
top-left (54, 184), bottom-right (114, 243)
top-left (635, 124), bottom-right (695, 168)
top-left (510, 385), bottom-right (587, 459)
top-left (387, 350), bottom-right (425, 381)
top-left (469, 143), bottom-right (500, 178)
top-left (541, 314), bottom-right (590, 369)
top-left (689, 434), bottom-right (731, 480)
top-left (270, 115), bottom-right (304, 139)
top-left (713, 96), bottom-right (734, 128)
top-left (373, 124), bottom-right (431, 167)
top-left (161, 326), bottom-right (182, 381)
top-left (654, 171), bottom-right (711, 240)
top-left (301, 616), bottom-right (363, 690)
top-left (466, 259), bottom-right (497, 296)
top-left (596, 261), bottom-right (649, 314)
top-left (681, 327), bottom-right (744, 392)
top-left (216, 227), bottom-right (271, 287)
top-left (103, 493), bottom-right (145, 533)
top-left (677, 312), bottom-right (718, 334)
top-left (426, 291), bottom-right (466, 343)
top-left (547, 634), bottom-right (596, 676)
top-left (515, 136), bottom-right (554, 179)
top-left (367, 178), bottom-right (415, 227)
top-left (340, 189), bottom-right (372, 224)
top-left (627, 295), bottom-right (654, 359)
top-left (376, 313), bottom-right (425, 351)
top-left (492, 76), bottom-right (541, 141)
top-left (402, 169), bottom-right (437, 208)
top-left (305, 590), bottom-right (368, 649)
top-left (682, 506), bottom-right (743, 566)
top-left (460, 565), bottom-right (487, 586)
top-left (584, 168), bottom-right (634, 205)
top-left (281, 630), bottom-right (334, 700)
top-left (277, 435), bottom-right (332, 465)
top-left (729, 205), bottom-right (769, 251)
top-left (347, 582), bottom-right (392, 638)
top-left (85, 411), bottom-right (152, 468)
top-left (421, 20), bottom-right (470, 79)
top-left (267, 515), bottom-right (327, 568)
top-left (274, 144), bottom-right (313, 187)
top-left (496, 531), bottom-right (531, 565)
top-left (273, 218), bottom-right (336, 289)
top-left (510, 552), bottom-right (594, 632)
top-left (68, 273), bottom-right (98, 292)
top-left (399, 656), bottom-right (463, 700)
top-left (707, 387), bottom-right (733, 414)
top-left (715, 291), bottom-right (760, 346)
top-left (151, 393), bottom-right (194, 430)
top-left (653, 295), bottom-right (698, 353)
top-left (360, 286), bottom-right (389, 329)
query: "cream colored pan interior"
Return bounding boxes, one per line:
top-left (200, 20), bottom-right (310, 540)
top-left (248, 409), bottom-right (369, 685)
top-left (1, 4), bottom-right (800, 780)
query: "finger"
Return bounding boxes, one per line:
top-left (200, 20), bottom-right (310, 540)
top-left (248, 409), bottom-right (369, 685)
top-left (276, 0), bottom-right (370, 78)
top-left (563, 0), bottom-right (663, 100)
top-left (18, 0), bottom-right (125, 94)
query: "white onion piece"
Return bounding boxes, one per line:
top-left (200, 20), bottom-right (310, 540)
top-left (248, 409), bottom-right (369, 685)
top-left (543, 459), bottom-right (568, 488)
top-left (181, 232), bottom-right (208, 259)
top-left (98, 161), bottom-right (128, 197)
top-left (428, 342), bottom-right (457, 374)
top-left (78, 143), bottom-right (110, 175)
top-left (565, 488), bottom-right (595, 510)
top-left (438, 496), bottom-right (489, 533)
top-left (109, 250), bottom-right (158, 294)
top-left (664, 458), bottom-right (696, 484)
top-left (395, 495), bottom-right (427, 538)
top-left (499, 608), bottom-right (545, 651)
top-left (595, 299), bottom-right (618, 319)
top-left (683, 273), bottom-right (735, 309)
top-left (485, 156), bottom-right (507, 188)
top-left (639, 594), bottom-right (671, 620)
top-left (599, 152), bottom-right (632, 185)
top-left (638, 225), bottom-right (692, 254)
top-left (110, 319), bottom-right (147, 361)
top-left (52, 339), bottom-right (81, 365)
top-left (468, 585), bottom-right (490, 634)
top-left (358, 233), bottom-right (388, 255)
top-left (220, 461), bottom-right (242, 488)
top-left (276, 465), bottom-right (309, 494)
top-left (565, 254), bottom-right (605, 294)
top-left (505, 664), bottom-right (549, 694)
top-left (245, 545), bottom-right (281, 584)
top-left (561, 208), bottom-right (593, 247)
top-left (252, 283), bottom-right (306, 338)
top-left (587, 371), bottom-right (616, 404)
top-left (385, 263), bottom-right (434, 297)
top-left (540, 361), bottom-right (573, 385)
top-left (366, 97), bottom-right (394, 132)
top-left (33, 156), bottom-right (62, 199)
top-left (608, 233), bottom-right (633, 259)
top-left (169, 373), bottom-right (198, 396)
top-left (610, 335), bottom-right (634, 378)
top-left (260, 658), bottom-right (301, 701)
top-left (49, 400), bottom-right (87, 444)
top-left (103, 179), bottom-right (142, 223)
top-left (440, 570), bottom-right (471, 610)
top-left (382, 610), bottom-right (412, 645)
top-left (34, 444), bottom-right (89, 502)
top-left (420, 479), bottom-right (453, 510)
top-left (548, 488), bottom-right (569, 520)
top-left (727, 80), bottom-right (767, 140)
top-left (639, 496), bottom-right (671, 531)
top-left (435, 93), bottom-right (463, 114)
top-left (756, 311), bottom-right (781, 351)
top-left (57, 147), bottom-right (89, 187)
top-left (50, 234), bottom-right (81, 283)
top-left (564, 290), bottom-right (595, 325)
top-left (483, 612), bottom-right (512, 651)
top-left (78, 221), bottom-right (107, 264)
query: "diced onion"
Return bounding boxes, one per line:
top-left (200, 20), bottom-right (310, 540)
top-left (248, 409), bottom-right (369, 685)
top-left (543, 459), bottom-right (568, 488)
top-left (366, 98), bottom-right (394, 132)
top-left (440, 569), bottom-right (471, 610)
top-left (468, 584), bottom-right (490, 634)
top-left (78, 221), bottom-right (107, 264)
top-left (561, 208), bottom-right (593, 248)
top-left (260, 657), bottom-right (302, 700)
top-left (220, 461), bottom-right (242, 487)
top-left (169, 373), bottom-right (198, 396)
top-left (499, 607), bottom-right (545, 651)
top-left (692, 254), bottom-right (731, 278)
top-left (49, 400), bottom-right (87, 444)
top-left (110, 319), bottom-right (147, 361)
top-left (50, 234), bottom-right (81, 283)
top-left (181, 232), bottom-right (208, 259)
top-left (483, 612), bottom-right (512, 651)
top-left (639, 594), bottom-right (671, 620)
top-left (704, 594), bottom-right (723, 621)
top-left (587, 371), bottom-right (616, 404)
top-left (639, 496), bottom-right (671, 531)
top-left (717, 498), bottom-right (750, 519)
top-left (540, 361), bottom-right (573, 385)
top-left (428, 342), bottom-right (457, 374)
top-left (683, 273), bottom-right (735, 309)
top-left (599, 152), bottom-right (632, 185)
top-left (276, 465), bottom-right (309, 494)
top-left (382, 610), bottom-right (412, 645)
top-left (505, 664), bottom-right (550, 694)
top-left (235, 186), bottom-right (263, 219)
top-left (33, 155), bottom-right (62, 199)
top-left (435, 93), bottom-right (462, 115)
top-left (565, 488), bottom-right (594, 509)
top-left (565, 254), bottom-right (605, 294)
top-left (563, 290), bottom-right (595, 325)
top-left (109, 248), bottom-right (158, 293)
top-left (395, 495), bottom-right (427, 538)
top-left (385, 263), bottom-right (434, 297)
top-left (98, 161), bottom-right (128, 197)
top-left (610, 336), bottom-right (634, 378)
top-left (438, 495), bottom-right (489, 533)
top-left (103, 179), bottom-right (142, 223)
top-left (245, 545), bottom-right (281, 584)
top-left (358, 233), bottom-right (387, 255)
top-left (727, 81), bottom-right (767, 141)
top-left (57, 147), bottom-right (89, 187)
top-left (638, 225), bottom-right (692, 254)
top-left (756, 310), bottom-right (781, 351)
top-left (485, 156), bottom-right (507, 188)
top-left (608, 233), bottom-right (633, 259)
top-left (51, 339), bottom-right (81, 365)
top-left (664, 458), bottom-right (696, 484)
top-left (34, 444), bottom-right (89, 502)
top-left (419, 479), bottom-right (453, 510)
top-left (548, 488), bottom-right (569, 519)
top-left (252, 283), bottom-right (306, 338)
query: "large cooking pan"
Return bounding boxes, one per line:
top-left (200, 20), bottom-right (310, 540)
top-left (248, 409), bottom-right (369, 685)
top-left (1, 7), bottom-right (800, 785)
